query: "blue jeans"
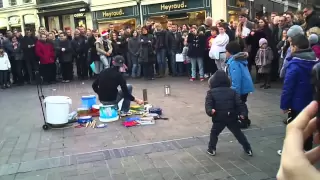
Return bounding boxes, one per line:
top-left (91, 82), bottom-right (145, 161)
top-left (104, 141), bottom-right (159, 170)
top-left (100, 55), bottom-right (111, 69)
top-left (130, 55), bottom-right (141, 77)
top-left (190, 57), bottom-right (204, 78)
top-left (156, 49), bottom-right (166, 75)
top-left (101, 84), bottom-right (133, 113)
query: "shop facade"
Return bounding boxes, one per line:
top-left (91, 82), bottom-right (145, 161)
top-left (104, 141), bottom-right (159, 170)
top-left (37, 0), bottom-right (92, 32)
top-left (141, 0), bottom-right (211, 27)
top-left (226, 0), bottom-right (285, 22)
top-left (0, 7), bottom-right (39, 35)
top-left (90, 0), bottom-right (140, 32)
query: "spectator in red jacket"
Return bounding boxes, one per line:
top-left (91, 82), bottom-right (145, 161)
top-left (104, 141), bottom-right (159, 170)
top-left (35, 34), bottom-right (56, 84)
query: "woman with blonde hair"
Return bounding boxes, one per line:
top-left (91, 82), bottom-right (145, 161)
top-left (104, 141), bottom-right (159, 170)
top-left (307, 27), bottom-right (320, 37)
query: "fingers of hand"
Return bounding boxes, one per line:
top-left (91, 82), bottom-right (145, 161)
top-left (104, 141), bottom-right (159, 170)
top-left (306, 146), bottom-right (320, 165)
top-left (303, 117), bottom-right (318, 141)
top-left (290, 101), bottom-right (318, 130)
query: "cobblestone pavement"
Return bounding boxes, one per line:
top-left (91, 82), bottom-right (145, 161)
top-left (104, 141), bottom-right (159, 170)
top-left (0, 77), bottom-right (286, 179)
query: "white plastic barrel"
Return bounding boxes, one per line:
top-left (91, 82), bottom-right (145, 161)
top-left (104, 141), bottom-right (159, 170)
top-left (44, 96), bottom-right (72, 125)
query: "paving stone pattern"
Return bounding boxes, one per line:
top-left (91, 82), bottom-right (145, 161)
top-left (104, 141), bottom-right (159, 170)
top-left (0, 77), bottom-right (286, 179)
top-left (0, 125), bottom-right (283, 180)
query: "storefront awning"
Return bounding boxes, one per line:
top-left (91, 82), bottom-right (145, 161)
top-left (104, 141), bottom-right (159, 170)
top-left (141, 0), bottom-right (180, 6)
top-left (37, 0), bottom-right (88, 8)
top-left (37, 3), bottom-right (90, 17)
top-left (90, 1), bottom-right (137, 12)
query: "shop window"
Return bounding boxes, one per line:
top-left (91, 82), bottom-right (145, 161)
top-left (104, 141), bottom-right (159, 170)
top-left (228, 10), bottom-right (240, 23)
top-left (9, 0), bottom-right (17, 6)
top-left (148, 10), bottom-right (206, 28)
top-left (98, 18), bottom-right (136, 33)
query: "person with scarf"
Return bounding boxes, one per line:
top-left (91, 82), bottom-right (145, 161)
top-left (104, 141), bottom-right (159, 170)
top-left (209, 24), bottom-right (229, 71)
top-left (255, 38), bottom-right (274, 89)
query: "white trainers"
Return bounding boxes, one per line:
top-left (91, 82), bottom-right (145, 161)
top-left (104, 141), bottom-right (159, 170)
top-left (277, 150), bottom-right (282, 156)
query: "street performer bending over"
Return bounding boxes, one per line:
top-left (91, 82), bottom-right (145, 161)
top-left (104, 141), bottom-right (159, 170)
top-left (92, 55), bottom-right (144, 116)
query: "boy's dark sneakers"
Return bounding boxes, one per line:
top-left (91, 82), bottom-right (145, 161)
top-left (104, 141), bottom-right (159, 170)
top-left (207, 149), bottom-right (216, 156)
top-left (246, 150), bottom-right (253, 156)
top-left (264, 85), bottom-right (271, 89)
top-left (259, 84), bottom-right (265, 88)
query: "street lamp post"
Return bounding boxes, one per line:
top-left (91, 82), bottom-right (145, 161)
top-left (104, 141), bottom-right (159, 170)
top-left (248, 0), bottom-right (254, 20)
top-left (136, 0), bottom-right (143, 25)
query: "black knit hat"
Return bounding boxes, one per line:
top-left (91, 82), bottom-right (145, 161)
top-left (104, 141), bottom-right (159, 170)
top-left (113, 55), bottom-right (125, 67)
top-left (226, 41), bottom-right (241, 55)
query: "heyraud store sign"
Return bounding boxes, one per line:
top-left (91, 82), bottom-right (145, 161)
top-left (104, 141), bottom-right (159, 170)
top-left (147, 0), bottom-right (206, 14)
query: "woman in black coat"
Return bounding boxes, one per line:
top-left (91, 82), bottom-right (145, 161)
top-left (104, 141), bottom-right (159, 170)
top-left (246, 19), bottom-right (272, 80)
top-left (138, 26), bottom-right (156, 80)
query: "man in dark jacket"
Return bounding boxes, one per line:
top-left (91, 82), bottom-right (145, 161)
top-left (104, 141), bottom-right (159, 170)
top-left (72, 30), bottom-right (87, 79)
top-left (21, 28), bottom-right (37, 83)
top-left (303, 5), bottom-right (320, 31)
top-left (205, 70), bottom-right (252, 156)
top-left (92, 55), bottom-right (144, 115)
top-left (167, 24), bottom-right (183, 76)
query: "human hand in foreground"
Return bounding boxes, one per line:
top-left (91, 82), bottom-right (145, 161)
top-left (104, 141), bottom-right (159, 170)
top-left (211, 109), bottom-right (216, 115)
top-left (134, 98), bottom-right (144, 105)
top-left (277, 101), bottom-right (320, 180)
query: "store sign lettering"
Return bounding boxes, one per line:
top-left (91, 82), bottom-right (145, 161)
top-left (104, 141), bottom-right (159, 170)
top-left (74, 13), bottom-right (85, 18)
top-left (160, 1), bottom-right (187, 11)
top-left (102, 9), bottom-right (125, 18)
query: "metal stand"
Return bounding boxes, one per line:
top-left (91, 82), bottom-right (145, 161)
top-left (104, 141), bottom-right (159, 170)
top-left (143, 89), bottom-right (148, 105)
top-left (35, 72), bottom-right (49, 130)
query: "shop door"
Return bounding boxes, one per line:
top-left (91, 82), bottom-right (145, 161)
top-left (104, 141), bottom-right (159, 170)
top-left (74, 18), bottom-right (86, 28)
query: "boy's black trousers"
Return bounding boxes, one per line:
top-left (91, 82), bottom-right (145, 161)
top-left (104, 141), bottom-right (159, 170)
top-left (208, 121), bottom-right (251, 151)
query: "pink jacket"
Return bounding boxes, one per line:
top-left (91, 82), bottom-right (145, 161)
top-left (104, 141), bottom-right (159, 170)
top-left (312, 44), bottom-right (320, 59)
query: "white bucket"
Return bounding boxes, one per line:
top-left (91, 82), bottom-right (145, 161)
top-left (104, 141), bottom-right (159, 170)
top-left (44, 96), bottom-right (72, 125)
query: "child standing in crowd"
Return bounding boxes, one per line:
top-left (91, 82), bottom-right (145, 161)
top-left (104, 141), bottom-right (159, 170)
top-left (205, 70), bottom-right (252, 156)
top-left (225, 41), bottom-right (254, 121)
top-left (209, 24), bottom-right (229, 71)
top-left (182, 37), bottom-right (191, 77)
top-left (255, 38), bottom-right (273, 89)
top-left (205, 26), bottom-right (218, 76)
top-left (279, 34), bottom-right (319, 155)
top-left (0, 48), bottom-right (10, 89)
top-left (308, 34), bottom-right (320, 59)
top-left (57, 32), bottom-right (73, 83)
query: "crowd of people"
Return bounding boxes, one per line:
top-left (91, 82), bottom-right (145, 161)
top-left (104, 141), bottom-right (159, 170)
top-left (0, 7), bottom-right (318, 88)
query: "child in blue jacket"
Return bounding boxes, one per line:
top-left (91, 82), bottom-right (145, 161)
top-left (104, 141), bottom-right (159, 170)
top-left (279, 34), bottom-right (318, 155)
top-left (225, 41), bottom-right (254, 118)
